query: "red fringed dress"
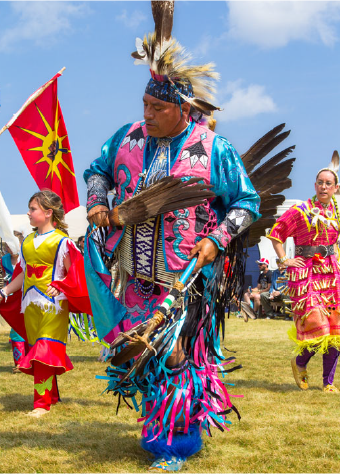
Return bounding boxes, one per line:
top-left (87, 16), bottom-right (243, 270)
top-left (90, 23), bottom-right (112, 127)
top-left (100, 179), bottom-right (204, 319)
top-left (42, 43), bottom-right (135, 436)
top-left (267, 198), bottom-right (340, 353)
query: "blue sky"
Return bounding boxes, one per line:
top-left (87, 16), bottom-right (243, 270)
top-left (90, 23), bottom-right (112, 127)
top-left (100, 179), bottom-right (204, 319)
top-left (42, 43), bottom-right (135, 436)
top-left (1, 0), bottom-right (340, 214)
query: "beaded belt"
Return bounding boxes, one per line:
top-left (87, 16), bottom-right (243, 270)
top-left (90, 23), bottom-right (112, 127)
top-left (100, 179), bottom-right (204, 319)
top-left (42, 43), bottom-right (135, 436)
top-left (295, 244), bottom-right (335, 258)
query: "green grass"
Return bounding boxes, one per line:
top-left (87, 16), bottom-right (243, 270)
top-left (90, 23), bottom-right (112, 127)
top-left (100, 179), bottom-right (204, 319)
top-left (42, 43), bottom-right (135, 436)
top-left (0, 317), bottom-right (339, 473)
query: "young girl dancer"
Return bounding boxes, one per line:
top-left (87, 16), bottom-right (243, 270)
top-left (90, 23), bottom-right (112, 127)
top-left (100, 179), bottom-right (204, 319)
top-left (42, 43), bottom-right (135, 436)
top-left (0, 190), bottom-right (79, 417)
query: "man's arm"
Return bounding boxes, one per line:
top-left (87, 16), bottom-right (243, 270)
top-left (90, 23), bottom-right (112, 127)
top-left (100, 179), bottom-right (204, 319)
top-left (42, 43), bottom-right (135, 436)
top-left (207, 137), bottom-right (260, 252)
top-left (84, 124), bottom-right (132, 227)
top-left (189, 137), bottom-right (260, 272)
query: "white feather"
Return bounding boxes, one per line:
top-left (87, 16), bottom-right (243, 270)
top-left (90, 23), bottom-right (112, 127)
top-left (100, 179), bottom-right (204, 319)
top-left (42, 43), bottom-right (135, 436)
top-left (135, 37), bottom-right (145, 56)
top-left (328, 150), bottom-right (339, 173)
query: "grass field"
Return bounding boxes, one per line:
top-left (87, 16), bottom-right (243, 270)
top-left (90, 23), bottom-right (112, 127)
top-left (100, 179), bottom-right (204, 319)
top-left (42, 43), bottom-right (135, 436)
top-left (0, 317), bottom-right (340, 473)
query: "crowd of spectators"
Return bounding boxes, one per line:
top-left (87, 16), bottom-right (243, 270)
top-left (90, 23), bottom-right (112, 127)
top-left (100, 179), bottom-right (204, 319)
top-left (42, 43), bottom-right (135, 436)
top-left (232, 256), bottom-right (291, 322)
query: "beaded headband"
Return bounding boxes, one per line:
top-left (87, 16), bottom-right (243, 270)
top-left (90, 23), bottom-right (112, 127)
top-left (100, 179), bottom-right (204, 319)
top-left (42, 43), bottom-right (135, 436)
top-left (316, 168), bottom-right (339, 185)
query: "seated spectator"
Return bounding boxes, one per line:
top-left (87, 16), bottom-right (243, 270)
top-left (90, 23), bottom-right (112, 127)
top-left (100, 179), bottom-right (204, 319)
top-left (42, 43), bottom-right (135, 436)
top-left (260, 259), bottom-right (289, 319)
top-left (243, 258), bottom-right (272, 319)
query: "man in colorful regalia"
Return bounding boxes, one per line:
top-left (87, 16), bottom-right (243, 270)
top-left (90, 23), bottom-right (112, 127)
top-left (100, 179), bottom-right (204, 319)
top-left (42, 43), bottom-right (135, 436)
top-left (84, 23), bottom-right (260, 472)
top-left (268, 168), bottom-right (340, 393)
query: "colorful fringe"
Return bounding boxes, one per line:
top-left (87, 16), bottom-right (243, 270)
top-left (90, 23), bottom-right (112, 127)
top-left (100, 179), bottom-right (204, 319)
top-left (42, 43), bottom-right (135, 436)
top-left (68, 313), bottom-right (110, 349)
top-left (288, 324), bottom-right (340, 355)
top-left (98, 298), bottom-right (242, 445)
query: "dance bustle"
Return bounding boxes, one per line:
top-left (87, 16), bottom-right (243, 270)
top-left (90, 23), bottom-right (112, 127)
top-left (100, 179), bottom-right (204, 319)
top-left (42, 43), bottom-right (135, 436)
top-left (241, 123), bottom-right (296, 247)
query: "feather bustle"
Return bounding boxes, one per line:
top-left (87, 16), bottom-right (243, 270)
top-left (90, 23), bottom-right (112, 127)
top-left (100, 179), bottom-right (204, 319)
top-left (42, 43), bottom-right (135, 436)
top-left (249, 146), bottom-right (295, 180)
top-left (241, 124), bottom-right (295, 247)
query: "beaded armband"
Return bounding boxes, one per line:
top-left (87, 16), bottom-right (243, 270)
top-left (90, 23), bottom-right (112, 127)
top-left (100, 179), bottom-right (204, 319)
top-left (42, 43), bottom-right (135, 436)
top-left (86, 174), bottom-right (111, 212)
top-left (209, 208), bottom-right (253, 249)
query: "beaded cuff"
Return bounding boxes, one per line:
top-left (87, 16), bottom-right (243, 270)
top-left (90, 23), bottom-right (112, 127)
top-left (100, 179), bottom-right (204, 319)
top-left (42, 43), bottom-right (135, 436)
top-left (86, 174), bottom-right (111, 212)
top-left (209, 208), bottom-right (253, 249)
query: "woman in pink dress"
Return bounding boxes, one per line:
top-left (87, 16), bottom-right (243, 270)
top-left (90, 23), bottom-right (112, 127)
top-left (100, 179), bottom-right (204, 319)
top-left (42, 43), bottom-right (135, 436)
top-left (267, 168), bottom-right (340, 393)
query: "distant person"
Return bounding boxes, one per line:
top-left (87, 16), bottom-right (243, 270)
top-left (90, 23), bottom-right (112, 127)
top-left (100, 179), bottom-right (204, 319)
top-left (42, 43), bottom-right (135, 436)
top-left (260, 259), bottom-right (289, 319)
top-left (242, 258), bottom-right (272, 319)
top-left (77, 235), bottom-right (85, 255)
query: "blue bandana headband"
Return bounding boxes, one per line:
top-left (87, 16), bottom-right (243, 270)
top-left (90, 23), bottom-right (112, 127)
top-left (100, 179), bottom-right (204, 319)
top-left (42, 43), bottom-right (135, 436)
top-left (145, 73), bottom-right (194, 104)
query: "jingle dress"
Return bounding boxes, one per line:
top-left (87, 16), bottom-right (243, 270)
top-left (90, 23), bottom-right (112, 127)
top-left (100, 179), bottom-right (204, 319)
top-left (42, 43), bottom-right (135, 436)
top-left (18, 229), bottom-right (73, 376)
top-left (267, 198), bottom-right (340, 353)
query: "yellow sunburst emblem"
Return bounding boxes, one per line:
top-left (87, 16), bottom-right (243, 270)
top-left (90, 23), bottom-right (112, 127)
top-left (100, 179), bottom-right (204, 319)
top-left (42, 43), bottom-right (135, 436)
top-left (18, 100), bottom-right (75, 184)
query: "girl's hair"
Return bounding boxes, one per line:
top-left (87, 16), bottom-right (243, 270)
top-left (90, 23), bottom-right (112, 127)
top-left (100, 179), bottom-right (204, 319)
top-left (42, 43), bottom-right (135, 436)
top-left (28, 190), bottom-right (68, 234)
top-left (316, 168), bottom-right (339, 185)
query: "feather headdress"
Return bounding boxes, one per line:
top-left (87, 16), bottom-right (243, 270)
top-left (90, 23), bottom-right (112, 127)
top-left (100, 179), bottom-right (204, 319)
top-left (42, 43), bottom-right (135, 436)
top-left (132, 1), bottom-right (221, 115)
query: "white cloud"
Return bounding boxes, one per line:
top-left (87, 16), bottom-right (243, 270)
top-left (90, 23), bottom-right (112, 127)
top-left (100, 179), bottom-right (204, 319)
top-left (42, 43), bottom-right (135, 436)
top-left (218, 80), bottom-right (277, 122)
top-left (193, 34), bottom-right (214, 57)
top-left (0, 2), bottom-right (91, 52)
top-left (227, 1), bottom-right (340, 48)
top-left (115, 9), bottom-right (147, 29)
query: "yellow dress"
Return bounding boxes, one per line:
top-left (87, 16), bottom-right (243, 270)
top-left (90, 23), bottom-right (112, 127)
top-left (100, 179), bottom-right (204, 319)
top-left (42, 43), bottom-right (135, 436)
top-left (19, 229), bottom-right (73, 375)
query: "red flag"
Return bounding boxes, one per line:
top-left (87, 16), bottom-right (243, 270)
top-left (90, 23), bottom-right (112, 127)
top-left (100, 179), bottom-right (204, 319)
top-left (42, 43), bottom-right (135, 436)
top-left (50, 242), bottom-right (92, 315)
top-left (6, 70), bottom-right (79, 213)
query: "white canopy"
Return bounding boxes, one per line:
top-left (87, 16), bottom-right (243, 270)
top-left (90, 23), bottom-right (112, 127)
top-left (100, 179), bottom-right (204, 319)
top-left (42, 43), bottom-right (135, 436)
top-left (9, 205), bottom-right (88, 241)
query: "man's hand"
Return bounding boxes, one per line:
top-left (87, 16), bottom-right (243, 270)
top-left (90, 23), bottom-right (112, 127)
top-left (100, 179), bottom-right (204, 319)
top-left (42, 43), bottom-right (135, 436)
top-left (87, 205), bottom-right (110, 228)
top-left (188, 238), bottom-right (219, 272)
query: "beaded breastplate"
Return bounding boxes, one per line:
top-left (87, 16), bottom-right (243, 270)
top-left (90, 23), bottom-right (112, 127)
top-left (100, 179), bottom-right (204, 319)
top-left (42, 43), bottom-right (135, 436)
top-left (116, 138), bottom-right (178, 295)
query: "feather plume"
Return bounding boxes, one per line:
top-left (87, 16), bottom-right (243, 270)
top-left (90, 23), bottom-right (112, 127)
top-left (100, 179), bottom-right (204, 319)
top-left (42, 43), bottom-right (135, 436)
top-left (328, 150), bottom-right (339, 174)
top-left (151, 1), bottom-right (174, 48)
top-left (171, 93), bottom-right (222, 116)
top-left (109, 175), bottom-right (215, 227)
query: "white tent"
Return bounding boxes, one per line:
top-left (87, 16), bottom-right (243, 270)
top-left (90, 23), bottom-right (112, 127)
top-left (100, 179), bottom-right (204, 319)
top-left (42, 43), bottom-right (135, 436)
top-left (9, 205), bottom-right (88, 241)
top-left (258, 199), bottom-right (301, 270)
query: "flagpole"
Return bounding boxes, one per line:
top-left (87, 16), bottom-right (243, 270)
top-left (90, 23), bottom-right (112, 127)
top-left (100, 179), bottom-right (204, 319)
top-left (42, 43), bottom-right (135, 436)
top-left (0, 67), bottom-right (66, 138)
